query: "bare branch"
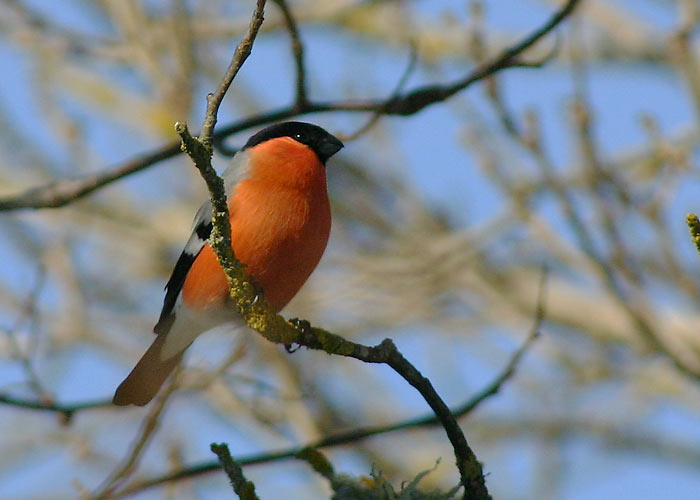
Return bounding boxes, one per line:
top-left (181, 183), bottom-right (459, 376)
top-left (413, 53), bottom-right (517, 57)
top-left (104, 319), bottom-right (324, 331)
top-left (112, 322), bottom-right (541, 498)
top-left (2, 280), bottom-right (543, 495)
top-left (372, 0), bottom-right (581, 116)
top-left (0, 143), bottom-right (181, 210)
top-left (199, 0), bottom-right (266, 149)
top-left (0, 0), bottom-right (580, 212)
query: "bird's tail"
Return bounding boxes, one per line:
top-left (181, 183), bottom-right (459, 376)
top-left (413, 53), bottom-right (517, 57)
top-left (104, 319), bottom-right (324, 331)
top-left (112, 333), bottom-right (186, 406)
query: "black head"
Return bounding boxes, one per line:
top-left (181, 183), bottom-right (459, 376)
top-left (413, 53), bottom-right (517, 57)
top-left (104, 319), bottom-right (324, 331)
top-left (243, 121), bottom-right (344, 164)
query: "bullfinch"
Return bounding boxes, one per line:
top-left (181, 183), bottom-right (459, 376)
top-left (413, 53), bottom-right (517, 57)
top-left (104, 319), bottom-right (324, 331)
top-left (113, 121), bottom-right (343, 406)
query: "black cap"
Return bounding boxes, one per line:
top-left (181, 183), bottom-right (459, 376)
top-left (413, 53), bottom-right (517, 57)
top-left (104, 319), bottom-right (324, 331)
top-left (243, 121), bottom-right (344, 164)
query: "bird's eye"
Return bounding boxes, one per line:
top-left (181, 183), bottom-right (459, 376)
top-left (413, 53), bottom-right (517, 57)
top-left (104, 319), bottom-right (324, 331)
top-left (294, 133), bottom-right (303, 141)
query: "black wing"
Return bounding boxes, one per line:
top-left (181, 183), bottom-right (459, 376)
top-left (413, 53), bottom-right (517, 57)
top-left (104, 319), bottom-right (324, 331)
top-left (153, 202), bottom-right (212, 335)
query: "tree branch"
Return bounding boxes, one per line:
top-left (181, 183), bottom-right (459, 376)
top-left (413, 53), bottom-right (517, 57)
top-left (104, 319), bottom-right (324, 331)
top-left (112, 323), bottom-right (541, 499)
top-left (199, 0), bottom-right (266, 149)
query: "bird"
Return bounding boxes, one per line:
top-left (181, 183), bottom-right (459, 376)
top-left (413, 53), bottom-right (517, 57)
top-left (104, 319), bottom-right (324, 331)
top-left (113, 121), bottom-right (343, 406)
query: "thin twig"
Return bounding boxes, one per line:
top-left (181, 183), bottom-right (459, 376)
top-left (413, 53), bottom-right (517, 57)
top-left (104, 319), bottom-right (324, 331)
top-left (374, 0), bottom-right (580, 116)
top-left (200, 0), bottom-right (266, 148)
top-left (340, 43), bottom-right (419, 142)
top-left (273, 0), bottom-right (307, 106)
top-left (0, 393), bottom-right (113, 423)
top-left (0, 0), bottom-right (580, 212)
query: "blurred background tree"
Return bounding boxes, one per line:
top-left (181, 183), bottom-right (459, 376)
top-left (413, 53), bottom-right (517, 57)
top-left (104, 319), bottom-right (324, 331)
top-left (0, 0), bottom-right (699, 499)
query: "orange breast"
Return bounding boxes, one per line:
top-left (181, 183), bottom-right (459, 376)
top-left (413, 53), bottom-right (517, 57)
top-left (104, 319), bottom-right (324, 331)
top-left (181, 139), bottom-right (331, 313)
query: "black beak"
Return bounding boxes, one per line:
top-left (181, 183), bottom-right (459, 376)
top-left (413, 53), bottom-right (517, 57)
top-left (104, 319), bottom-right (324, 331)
top-left (318, 135), bottom-right (344, 163)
